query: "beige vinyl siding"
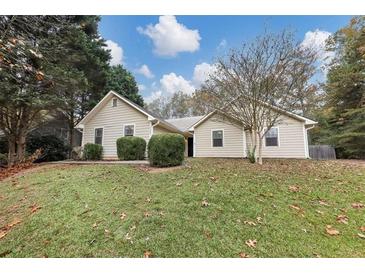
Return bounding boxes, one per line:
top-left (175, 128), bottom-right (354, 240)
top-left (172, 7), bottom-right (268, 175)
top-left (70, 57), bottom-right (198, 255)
top-left (82, 96), bottom-right (151, 159)
top-left (153, 125), bottom-right (173, 134)
top-left (194, 114), bottom-right (245, 158)
top-left (245, 115), bottom-right (307, 158)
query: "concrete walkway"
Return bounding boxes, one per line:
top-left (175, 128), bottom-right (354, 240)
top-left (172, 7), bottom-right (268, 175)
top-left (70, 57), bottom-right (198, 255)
top-left (52, 160), bottom-right (149, 165)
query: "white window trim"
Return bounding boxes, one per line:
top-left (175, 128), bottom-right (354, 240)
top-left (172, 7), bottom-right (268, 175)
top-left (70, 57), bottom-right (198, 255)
top-left (264, 126), bottom-right (280, 147)
top-left (123, 123), bottom-right (136, 137)
top-left (112, 98), bottom-right (118, 107)
top-left (211, 129), bottom-right (224, 148)
top-left (94, 127), bottom-right (104, 146)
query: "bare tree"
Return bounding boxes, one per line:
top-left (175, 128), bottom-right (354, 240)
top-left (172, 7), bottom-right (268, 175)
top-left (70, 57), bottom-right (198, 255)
top-left (201, 30), bottom-right (317, 164)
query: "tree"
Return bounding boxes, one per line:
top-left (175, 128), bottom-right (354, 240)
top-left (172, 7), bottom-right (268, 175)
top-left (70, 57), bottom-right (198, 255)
top-left (201, 30), bottom-right (317, 164)
top-left (146, 95), bottom-right (171, 118)
top-left (320, 16), bottom-right (365, 158)
top-left (52, 16), bottom-right (111, 148)
top-left (0, 16), bottom-right (72, 165)
top-left (147, 90), bottom-right (209, 119)
top-left (104, 65), bottom-right (144, 107)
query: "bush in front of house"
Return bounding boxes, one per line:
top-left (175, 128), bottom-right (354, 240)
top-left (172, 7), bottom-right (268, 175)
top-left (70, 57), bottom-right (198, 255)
top-left (26, 134), bottom-right (71, 163)
top-left (116, 136), bottom-right (146, 160)
top-left (148, 133), bottom-right (185, 167)
top-left (0, 137), bottom-right (8, 154)
top-left (83, 143), bottom-right (103, 160)
top-left (0, 153), bottom-right (7, 166)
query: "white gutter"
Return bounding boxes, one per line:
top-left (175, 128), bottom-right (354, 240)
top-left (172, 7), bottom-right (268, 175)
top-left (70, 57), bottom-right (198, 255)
top-left (304, 125), bottom-right (316, 158)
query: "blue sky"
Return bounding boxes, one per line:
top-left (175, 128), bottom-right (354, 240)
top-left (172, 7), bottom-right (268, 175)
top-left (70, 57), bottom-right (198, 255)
top-left (99, 16), bottom-right (351, 102)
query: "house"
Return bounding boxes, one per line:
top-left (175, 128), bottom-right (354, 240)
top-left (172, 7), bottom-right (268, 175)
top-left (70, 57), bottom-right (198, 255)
top-left (0, 112), bottom-right (82, 147)
top-left (76, 90), bottom-right (317, 159)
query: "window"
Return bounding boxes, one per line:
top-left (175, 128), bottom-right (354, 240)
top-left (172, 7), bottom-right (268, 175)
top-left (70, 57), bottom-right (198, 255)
top-left (112, 98), bottom-right (118, 107)
top-left (212, 130), bottom-right (223, 147)
top-left (265, 127), bottom-right (279, 146)
top-left (94, 128), bottom-right (103, 145)
top-left (124, 124), bottom-right (135, 136)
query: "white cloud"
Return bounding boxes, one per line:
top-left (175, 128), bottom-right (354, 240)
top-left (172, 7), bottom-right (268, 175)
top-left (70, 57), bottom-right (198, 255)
top-left (217, 39), bottom-right (227, 51)
top-left (137, 15), bottom-right (201, 57)
top-left (160, 72), bottom-right (195, 95)
top-left (105, 40), bottom-right (123, 66)
top-left (301, 29), bottom-right (334, 73)
top-left (136, 64), bottom-right (154, 79)
top-left (192, 62), bottom-right (218, 87)
top-left (138, 84), bottom-right (146, 91)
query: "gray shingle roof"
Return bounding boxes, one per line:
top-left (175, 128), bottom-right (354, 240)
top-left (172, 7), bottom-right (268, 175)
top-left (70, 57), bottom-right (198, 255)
top-left (166, 116), bottom-right (205, 132)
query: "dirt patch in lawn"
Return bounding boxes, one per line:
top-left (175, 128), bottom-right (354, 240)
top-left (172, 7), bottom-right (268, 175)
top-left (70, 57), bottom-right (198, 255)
top-left (334, 160), bottom-right (365, 168)
top-left (0, 163), bottom-right (75, 182)
top-left (135, 164), bottom-right (186, 174)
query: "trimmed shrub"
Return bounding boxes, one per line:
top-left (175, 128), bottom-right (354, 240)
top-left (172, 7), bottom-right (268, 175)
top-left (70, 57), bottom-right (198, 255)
top-left (148, 133), bottom-right (185, 167)
top-left (116, 136), bottom-right (146, 160)
top-left (83, 143), bottom-right (103, 160)
top-left (0, 153), bottom-right (7, 166)
top-left (0, 137), bottom-right (8, 154)
top-left (26, 134), bottom-right (71, 163)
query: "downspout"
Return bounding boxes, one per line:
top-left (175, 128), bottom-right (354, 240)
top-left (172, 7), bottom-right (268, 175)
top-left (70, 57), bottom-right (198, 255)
top-left (305, 125), bottom-right (315, 158)
top-left (151, 120), bottom-right (160, 137)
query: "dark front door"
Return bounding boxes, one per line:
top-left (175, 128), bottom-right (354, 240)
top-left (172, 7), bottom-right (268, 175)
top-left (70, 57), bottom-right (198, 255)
top-left (188, 137), bottom-right (194, 157)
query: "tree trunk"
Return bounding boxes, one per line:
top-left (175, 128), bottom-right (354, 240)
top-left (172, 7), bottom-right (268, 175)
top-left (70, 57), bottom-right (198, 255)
top-left (7, 138), bottom-right (16, 166)
top-left (257, 136), bottom-right (263, 165)
top-left (16, 133), bottom-right (26, 163)
top-left (252, 129), bottom-right (259, 163)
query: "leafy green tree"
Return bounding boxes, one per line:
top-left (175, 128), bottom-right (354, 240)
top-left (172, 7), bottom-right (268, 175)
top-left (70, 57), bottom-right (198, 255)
top-left (104, 65), bottom-right (144, 107)
top-left (51, 16), bottom-right (111, 147)
top-left (0, 16), bottom-right (71, 165)
top-left (320, 16), bottom-right (365, 158)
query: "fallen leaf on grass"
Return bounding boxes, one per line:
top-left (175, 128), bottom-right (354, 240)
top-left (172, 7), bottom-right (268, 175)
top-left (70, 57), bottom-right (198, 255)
top-left (325, 225), bottom-right (340, 236)
top-left (244, 220), bottom-right (257, 226)
top-left (144, 212), bottom-right (150, 217)
top-left (357, 233), bottom-right (365, 239)
top-left (360, 226), bottom-right (365, 232)
top-left (319, 200), bottom-right (329, 206)
top-left (0, 218), bottom-right (22, 240)
top-left (6, 218), bottom-right (21, 229)
top-left (0, 231), bottom-right (7, 240)
top-left (289, 204), bottom-right (302, 211)
top-left (239, 252), bottom-right (250, 258)
top-left (204, 230), bottom-right (212, 239)
top-left (144, 250), bottom-right (152, 258)
top-left (336, 215), bottom-right (349, 224)
top-left (30, 204), bottom-right (41, 214)
top-left (245, 239), bottom-right (257, 248)
top-left (289, 185), bottom-right (300, 192)
top-left (201, 199), bottom-right (209, 207)
top-left (120, 212), bottom-right (127, 220)
top-left (351, 203), bottom-right (364, 209)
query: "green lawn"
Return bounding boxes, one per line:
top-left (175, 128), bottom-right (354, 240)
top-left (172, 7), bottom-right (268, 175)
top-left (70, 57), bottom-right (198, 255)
top-left (0, 158), bottom-right (364, 258)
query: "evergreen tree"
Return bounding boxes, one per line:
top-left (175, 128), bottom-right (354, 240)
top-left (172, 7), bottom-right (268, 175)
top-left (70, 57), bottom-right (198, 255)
top-left (104, 65), bottom-right (144, 107)
top-left (322, 16), bottom-right (365, 158)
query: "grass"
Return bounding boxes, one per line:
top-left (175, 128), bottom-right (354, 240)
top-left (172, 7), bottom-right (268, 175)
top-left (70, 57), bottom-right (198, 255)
top-left (0, 158), bottom-right (364, 258)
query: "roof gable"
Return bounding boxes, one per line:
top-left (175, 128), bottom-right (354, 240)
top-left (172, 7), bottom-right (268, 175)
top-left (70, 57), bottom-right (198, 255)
top-left (76, 91), bottom-right (155, 127)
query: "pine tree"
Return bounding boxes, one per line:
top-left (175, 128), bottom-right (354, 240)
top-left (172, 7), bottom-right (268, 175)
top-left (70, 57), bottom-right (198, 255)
top-left (323, 16), bottom-right (365, 158)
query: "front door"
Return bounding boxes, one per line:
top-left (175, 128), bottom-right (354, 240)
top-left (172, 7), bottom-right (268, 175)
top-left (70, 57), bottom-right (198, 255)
top-left (188, 137), bottom-right (194, 157)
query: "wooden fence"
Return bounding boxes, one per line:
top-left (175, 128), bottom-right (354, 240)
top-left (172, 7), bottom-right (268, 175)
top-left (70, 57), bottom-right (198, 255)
top-left (309, 145), bottom-right (336, 160)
